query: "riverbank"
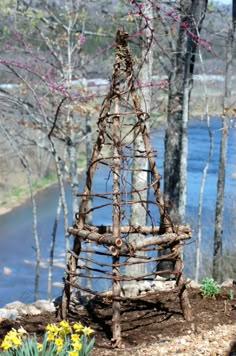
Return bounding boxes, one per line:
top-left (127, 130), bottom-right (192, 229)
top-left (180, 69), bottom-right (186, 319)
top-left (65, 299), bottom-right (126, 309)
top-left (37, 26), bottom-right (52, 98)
top-left (0, 168), bottom-right (86, 217)
top-left (0, 177), bottom-right (58, 217)
top-left (0, 109), bottom-right (235, 218)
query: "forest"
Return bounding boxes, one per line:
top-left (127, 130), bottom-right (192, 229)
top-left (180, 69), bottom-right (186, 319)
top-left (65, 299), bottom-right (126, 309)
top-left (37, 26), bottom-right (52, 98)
top-left (0, 0), bottom-right (236, 352)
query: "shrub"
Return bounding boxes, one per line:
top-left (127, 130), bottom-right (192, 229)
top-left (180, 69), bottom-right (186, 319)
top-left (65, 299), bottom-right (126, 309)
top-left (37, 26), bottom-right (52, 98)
top-left (0, 320), bottom-right (95, 355)
top-left (228, 289), bottom-right (234, 300)
top-left (200, 277), bottom-right (220, 298)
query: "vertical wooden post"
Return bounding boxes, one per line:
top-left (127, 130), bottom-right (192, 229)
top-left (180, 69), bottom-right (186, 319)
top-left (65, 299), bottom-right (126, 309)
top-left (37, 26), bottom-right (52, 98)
top-left (173, 244), bottom-right (192, 321)
top-left (111, 95), bottom-right (122, 347)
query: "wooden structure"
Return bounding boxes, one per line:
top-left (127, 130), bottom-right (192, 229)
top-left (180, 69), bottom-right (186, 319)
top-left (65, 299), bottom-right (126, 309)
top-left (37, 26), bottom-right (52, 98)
top-left (61, 29), bottom-right (192, 348)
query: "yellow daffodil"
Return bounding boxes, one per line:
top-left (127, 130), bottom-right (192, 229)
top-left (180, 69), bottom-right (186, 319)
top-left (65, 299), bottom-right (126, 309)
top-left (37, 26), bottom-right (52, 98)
top-left (46, 323), bottom-right (60, 334)
top-left (1, 339), bottom-right (12, 350)
top-left (72, 322), bottom-right (84, 333)
top-left (71, 333), bottom-right (80, 343)
top-left (1, 329), bottom-right (23, 349)
top-left (72, 341), bottom-right (82, 351)
top-left (83, 326), bottom-right (94, 337)
top-left (55, 337), bottom-right (64, 353)
top-left (37, 342), bottom-right (43, 352)
top-left (55, 337), bottom-right (63, 346)
top-left (47, 332), bottom-right (55, 342)
top-left (68, 351), bottom-right (78, 356)
top-left (11, 335), bottom-right (22, 347)
top-left (59, 320), bottom-right (71, 334)
top-left (57, 345), bottom-right (63, 353)
top-left (0, 321), bottom-right (94, 355)
top-left (17, 326), bottom-right (27, 335)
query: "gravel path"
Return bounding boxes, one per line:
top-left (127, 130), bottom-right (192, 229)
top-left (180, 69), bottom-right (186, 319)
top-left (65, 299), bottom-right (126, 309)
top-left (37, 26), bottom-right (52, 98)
top-left (99, 323), bottom-right (236, 355)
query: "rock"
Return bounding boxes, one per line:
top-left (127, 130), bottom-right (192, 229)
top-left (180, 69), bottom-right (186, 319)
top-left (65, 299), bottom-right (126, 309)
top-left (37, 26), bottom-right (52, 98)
top-left (23, 305), bottom-right (41, 316)
top-left (186, 279), bottom-right (201, 290)
top-left (139, 281), bottom-right (152, 293)
top-left (0, 308), bottom-right (19, 320)
top-left (122, 284), bottom-right (139, 297)
top-left (151, 280), bottom-right (175, 291)
top-left (4, 301), bottom-right (25, 310)
top-left (220, 279), bottom-right (233, 288)
top-left (3, 299), bottom-right (56, 318)
top-left (33, 300), bottom-right (56, 313)
top-left (155, 275), bottom-right (167, 281)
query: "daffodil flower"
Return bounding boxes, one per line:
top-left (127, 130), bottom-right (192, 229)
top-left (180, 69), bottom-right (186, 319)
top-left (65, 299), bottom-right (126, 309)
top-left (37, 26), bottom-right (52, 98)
top-left (47, 332), bottom-right (55, 342)
top-left (37, 342), bottom-right (43, 352)
top-left (55, 337), bottom-right (64, 353)
top-left (59, 320), bottom-right (71, 334)
top-left (71, 333), bottom-right (80, 343)
top-left (72, 322), bottom-right (84, 333)
top-left (68, 351), bottom-right (78, 356)
top-left (46, 323), bottom-right (60, 334)
top-left (1, 339), bottom-right (12, 350)
top-left (72, 341), bottom-right (82, 351)
top-left (83, 326), bottom-right (94, 337)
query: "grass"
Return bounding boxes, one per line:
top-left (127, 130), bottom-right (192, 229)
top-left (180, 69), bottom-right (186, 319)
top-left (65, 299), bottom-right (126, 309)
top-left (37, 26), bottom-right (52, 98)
top-left (0, 173), bottom-right (58, 212)
top-left (0, 154), bottom-right (87, 213)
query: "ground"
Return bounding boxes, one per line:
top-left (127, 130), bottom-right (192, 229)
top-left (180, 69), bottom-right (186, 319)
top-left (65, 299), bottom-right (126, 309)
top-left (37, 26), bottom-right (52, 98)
top-left (0, 288), bottom-right (236, 355)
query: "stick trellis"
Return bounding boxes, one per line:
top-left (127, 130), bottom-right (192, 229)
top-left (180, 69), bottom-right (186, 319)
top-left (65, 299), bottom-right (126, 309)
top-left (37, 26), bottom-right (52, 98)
top-left (61, 29), bottom-right (192, 348)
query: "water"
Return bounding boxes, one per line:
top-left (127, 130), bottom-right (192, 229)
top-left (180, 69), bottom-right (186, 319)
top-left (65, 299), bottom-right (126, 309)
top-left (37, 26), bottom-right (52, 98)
top-left (0, 118), bottom-right (235, 307)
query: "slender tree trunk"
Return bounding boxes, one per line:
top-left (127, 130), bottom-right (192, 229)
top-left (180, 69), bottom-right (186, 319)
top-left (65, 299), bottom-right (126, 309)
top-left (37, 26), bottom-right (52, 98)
top-left (85, 114), bottom-right (93, 291)
top-left (164, 0), bottom-right (207, 220)
top-left (48, 197), bottom-right (62, 300)
top-left (178, 37), bottom-right (191, 223)
top-left (213, 27), bottom-right (234, 283)
top-left (48, 134), bottom-right (70, 263)
top-left (161, 0), bottom-right (207, 274)
top-left (195, 35), bottom-right (213, 282)
top-left (125, 0), bottom-right (153, 282)
top-left (67, 126), bottom-right (79, 218)
top-left (27, 175), bottom-right (40, 301)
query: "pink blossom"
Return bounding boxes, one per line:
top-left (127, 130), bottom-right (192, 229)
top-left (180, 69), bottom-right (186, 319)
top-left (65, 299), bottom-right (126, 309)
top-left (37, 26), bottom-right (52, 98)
top-left (79, 34), bottom-right (86, 45)
top-left (181, 22), bottom-right (189, 29)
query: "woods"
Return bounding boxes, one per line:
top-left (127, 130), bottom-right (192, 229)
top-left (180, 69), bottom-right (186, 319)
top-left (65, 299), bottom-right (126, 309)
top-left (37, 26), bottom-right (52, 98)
top-left (0, 0), bottom-right (235, 313)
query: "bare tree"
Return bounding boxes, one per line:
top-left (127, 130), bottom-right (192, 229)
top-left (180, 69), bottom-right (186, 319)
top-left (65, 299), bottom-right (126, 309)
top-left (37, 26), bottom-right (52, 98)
top-left (156, 0), bottom-right (208, 274)
top-left (164, 0), bottom-right (208, 221)
top-left (125, 0), bottom-right (154, 283)
top-left (213, 21), bottom-right (234, 283)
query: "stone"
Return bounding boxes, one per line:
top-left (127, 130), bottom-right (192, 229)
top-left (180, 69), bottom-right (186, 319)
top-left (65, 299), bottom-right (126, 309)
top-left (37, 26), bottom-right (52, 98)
top-left (23, 305), bottom-right (41, 316)
top-left (122, 284), bottom-right (139, 297)
top-left (4, 301), bottom-right (25, 310)
top-left (3, 299), bottom-right (56, 318)
top-left (152, 280), bottom-right (175, 291)
top-left (0, 308), bottom-right (19, 320)
top-left (221, 279), bottom-right (233, 288)
top-left (33, 300), bottom-right (56, 313)
top-left (139, 281), bottom-right (152, 293)
top-left (186, 279), bottom-right (201, 290)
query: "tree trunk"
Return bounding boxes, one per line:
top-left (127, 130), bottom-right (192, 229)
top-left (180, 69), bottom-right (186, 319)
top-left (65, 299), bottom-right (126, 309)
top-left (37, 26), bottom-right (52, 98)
top-left (160, 0), bottom-right (208, 274)
top-left (48, 197), bottom-right (62, 300)
top-left (164, 0), bottom-right (208, 220)
top-left (213, 27), bottom-right (234, 283)
top-left (125, 0), bottom-right (153, 283)
top-left (85, 113), bottom-right (93, 291)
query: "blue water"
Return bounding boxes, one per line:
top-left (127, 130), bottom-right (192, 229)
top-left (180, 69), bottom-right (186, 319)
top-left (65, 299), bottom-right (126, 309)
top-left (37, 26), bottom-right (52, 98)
top-left (0, 118), bottom-right (235, 307)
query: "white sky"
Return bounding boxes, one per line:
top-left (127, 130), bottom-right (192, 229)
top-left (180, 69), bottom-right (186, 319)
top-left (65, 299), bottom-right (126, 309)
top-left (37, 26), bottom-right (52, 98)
top-left (217, 0), bottom-right (232, 3)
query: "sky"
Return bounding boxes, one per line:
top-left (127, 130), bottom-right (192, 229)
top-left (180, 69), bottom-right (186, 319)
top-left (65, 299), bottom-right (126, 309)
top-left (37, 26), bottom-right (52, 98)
top-left (217, 0), bottom-right (232, 3)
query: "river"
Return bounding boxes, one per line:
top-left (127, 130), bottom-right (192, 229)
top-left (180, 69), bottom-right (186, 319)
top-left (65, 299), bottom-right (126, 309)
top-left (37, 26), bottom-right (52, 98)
top-left (0, 117), bottom-right (235, 307)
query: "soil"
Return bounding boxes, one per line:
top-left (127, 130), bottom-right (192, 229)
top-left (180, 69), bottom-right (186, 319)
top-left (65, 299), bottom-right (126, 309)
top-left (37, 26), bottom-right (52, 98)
top-left (0, 288), bottom-right (236, 355)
